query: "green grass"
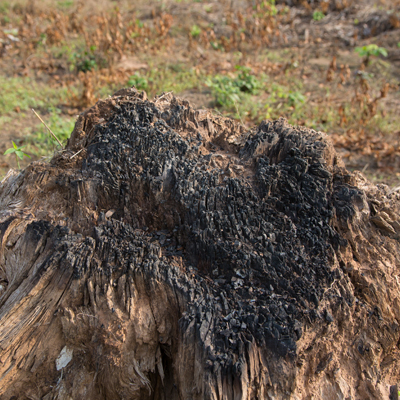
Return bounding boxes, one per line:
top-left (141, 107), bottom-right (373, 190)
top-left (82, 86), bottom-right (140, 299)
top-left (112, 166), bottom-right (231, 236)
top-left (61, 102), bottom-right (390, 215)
top-left (0, 1), bottom-right (10, 14)
top-left (57, 0), bottom-right (74, 9)
top-left (367, 58), bottom-right (395, 83)
top-left (126, 64), bottom-right (204, 97)
top-left (25, 107), bottom-right (75, 157)
top-left (0, 77), bottom-right (69, 117)
top-left (364, 110), bottom-right (400, 136)
top-left (262, 48), bottom-right (291, 63)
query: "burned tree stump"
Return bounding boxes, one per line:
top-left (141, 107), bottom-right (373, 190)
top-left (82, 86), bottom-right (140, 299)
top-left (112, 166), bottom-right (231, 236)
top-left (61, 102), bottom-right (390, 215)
top-left (1, 88), bottom-right (400, 399)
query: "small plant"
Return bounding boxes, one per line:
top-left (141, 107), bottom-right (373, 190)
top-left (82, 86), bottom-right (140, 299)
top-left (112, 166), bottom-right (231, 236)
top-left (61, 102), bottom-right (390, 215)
top-left (37, 33), bottom-right (47, 46)
top-left (206, 75), bottom-right (241, 107)
top-left (355, 44), bottom-right (388, 65)
top-left (190, 25), bottom-right (201, 38)
top-left (4, 141), bottom-right (31, 169)
top-left (76, 53), bottom-right (97, 72)
top-left (210, 41), bottom-right (224, 51)
top-left (288, 91), bottom-right (306, 107)
top-left (127, 73), bottom-right (148, 91)
top-left (313, 10), bottom-right (325, 21)
top-left (206, 67), bottom-right (261, 108)
top-left (235, 66), bottom-right (261, 94)
top-left (260, 0), bottom-right (278, 17)
top-left (70, 46), bottom-right (105, 73)
top-left (356, 70), bottom-right (374, 80)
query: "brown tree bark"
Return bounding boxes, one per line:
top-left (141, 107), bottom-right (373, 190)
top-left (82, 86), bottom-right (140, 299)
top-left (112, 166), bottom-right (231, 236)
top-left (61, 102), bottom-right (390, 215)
top-left (1, 88), bottom-right (400, 399)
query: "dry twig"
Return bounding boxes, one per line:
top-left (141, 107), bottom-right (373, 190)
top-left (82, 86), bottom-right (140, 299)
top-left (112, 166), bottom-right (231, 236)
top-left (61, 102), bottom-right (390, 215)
top-left (31, 109), bottom-right (63, 148)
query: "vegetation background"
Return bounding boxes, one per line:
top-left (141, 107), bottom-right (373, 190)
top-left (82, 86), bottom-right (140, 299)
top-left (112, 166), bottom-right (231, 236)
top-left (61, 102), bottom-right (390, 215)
top-left (0, 0), bottom-right (399, 185)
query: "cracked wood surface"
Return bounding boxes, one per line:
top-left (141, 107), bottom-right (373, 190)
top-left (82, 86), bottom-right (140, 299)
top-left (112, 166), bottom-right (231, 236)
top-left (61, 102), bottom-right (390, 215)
top-left (0, 88), bottom-right (400, 399)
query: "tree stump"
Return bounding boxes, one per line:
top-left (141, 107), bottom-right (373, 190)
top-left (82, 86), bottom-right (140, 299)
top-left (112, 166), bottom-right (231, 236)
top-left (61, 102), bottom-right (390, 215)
top-left (1, 88), bottom-right (400, 399)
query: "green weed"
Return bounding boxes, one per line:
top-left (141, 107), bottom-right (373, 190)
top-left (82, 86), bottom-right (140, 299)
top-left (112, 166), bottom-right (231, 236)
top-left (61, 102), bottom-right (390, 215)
top-left (190, 25), bottom-right (201, 38)
top-left (128, 73), bottom-right (149, 91)
top-left (206, 67), bottom-right (261, 108)
top-left (355, 44), bottom-right (388, 65)
top-left (50, 40), bottom-right (80, 62)
top-left (263, 83), bottom-right (307, 119)
top-left (235, 66), bottom-right (261, 94)
top-left (313, 10), bottom-right (325, 21)
top-left (73, 46), bottom-right (105, 72)
top-left (288, 91), bottom-right (306, 107)
top-left (206, 75), bottom-right (241, 107)
top-left (210, 41), bottom-right (225, 51)
top-left (4, 141), bottom-right (30, 169)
